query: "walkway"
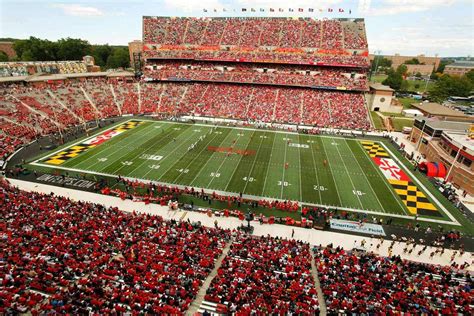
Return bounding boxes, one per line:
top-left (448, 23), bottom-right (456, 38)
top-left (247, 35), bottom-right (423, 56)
top-left (186, 241), bottom-right (232, 316)
top-left (6, 178), bottom-right (473, 272)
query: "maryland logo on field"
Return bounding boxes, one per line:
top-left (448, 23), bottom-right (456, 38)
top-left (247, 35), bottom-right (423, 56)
top-left (360, 141), bottom-right (440, 216)
top-left (44, 120), bottom-right (144, 165)
top-left (361, 141), bottom-right (389, 158)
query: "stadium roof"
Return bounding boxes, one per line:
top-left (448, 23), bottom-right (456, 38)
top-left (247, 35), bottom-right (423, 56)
top-left (411, 102), bottom-right (470, 118)
top-left (369, 83), bottom-right (394, 92)
top-left (415, 117), bottom-right (471, 132)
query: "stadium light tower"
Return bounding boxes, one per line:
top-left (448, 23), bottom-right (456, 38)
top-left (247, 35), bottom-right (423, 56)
top-left (370, 50), bottom-right (382, 81)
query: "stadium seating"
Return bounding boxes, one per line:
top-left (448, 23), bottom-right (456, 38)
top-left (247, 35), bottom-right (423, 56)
top-left (204, 235), bottom-right (320, 314)
top-left (142, 17), bottom-right (369, 67)
top-left (0, 180), bottom-right (230, 314)
top-left (1, 180), bottom-right (471, 314)
top-left (315, 246), bottom-right (472, 314)
top-left (0, 79), bottom-right (371, 160)
top-left (144, 61), bottom-right (368, 91)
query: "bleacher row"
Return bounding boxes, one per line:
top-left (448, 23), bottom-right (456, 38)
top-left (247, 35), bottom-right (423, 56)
top-left (143, 17), bottom-right (369, 67)
top-left (144, 61), bottom-right (368, 91)
top-left (143, 17), bottom-right (367, 50)
top-left (0, 79), bottom-right (370, 160)
top-left (1, 180), bottom-right (472, 314)
top-left (0, 61), bottom-right (87, 78)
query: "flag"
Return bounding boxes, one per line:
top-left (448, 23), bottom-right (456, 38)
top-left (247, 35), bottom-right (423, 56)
top-left (289, 8), bottom-right (294, 12)
top-left (339, 8), bottom-right (344, 12)
top-left (260, 8), bottom-right (265, 12)
top-left (270, 8), bottom-right (274, 12)
top-left (279, 8), bottom-right (284, 12)
top-left (298, 8), bottom-right (303, 12)
top-left (349, 9), bottom-right (352, 14)
top-left (328, 8), bottom-right (333, 12)
top-left (319, 8), bottom-right (323, 12)
top-left (203, 9), bottom-right (207, 12)
top-left (242, 8), bottom-right (247, 12)
top-left (223, 8), bottom-right (227, 12)
top-left (251, 8), bottom-right (255, 12)
top-left (213, 9), bottom-right (217, 12)
top-left (308, 8), bottom-right (314, 12)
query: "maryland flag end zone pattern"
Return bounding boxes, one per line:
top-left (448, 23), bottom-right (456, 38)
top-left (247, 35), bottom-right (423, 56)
top-left (44, 120), bottom-right (144, 165)
top-left (360, 141), bottom-right (440, 217)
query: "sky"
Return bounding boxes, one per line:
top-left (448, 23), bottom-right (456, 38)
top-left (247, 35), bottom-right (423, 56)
top-left (0, 0), bottom-right (473, 57)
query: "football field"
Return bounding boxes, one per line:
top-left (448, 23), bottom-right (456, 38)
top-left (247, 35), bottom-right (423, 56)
top-left (31, 119), bottom-right (457, 223)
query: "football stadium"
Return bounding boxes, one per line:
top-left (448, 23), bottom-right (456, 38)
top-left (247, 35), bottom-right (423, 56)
top-left (1, 2), bottom-right (473, 315)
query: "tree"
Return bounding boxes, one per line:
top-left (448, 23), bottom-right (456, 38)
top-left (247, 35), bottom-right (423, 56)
top-left (429, 74), bottom-right (474, 102)
top-left (371, 56), bottom-right (392, 72)
top-left (90, 45), bottom-right (112, 67)
top-left (57, 38), bottom-right (91, 60)
top-left (396, 64), bottom-right (408, 76)
top-left (0, 51), bottom-right (8, 62)
top-left (106, 47), bottom-right (130, 69)
top-left (465, 69), bottom-right (474, 84)
top-left (382, 68), bottom-right (403, 90)
top-left (405, 58), bottom-right (421, 65)
top-left (436, 60), bottom-right (452, 73)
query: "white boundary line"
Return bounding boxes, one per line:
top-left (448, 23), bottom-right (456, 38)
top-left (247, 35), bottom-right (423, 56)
top-left (380, 142), bottom-right (460, 225)
top-left (355, 141), bottom-right (409, 217)
top-left (340, 139), bottom-right (386, 213)
top-left (26, 161), bottom-right (462, 226)
top-left (32, 118), bottom-right (136, 164)
top-left (29, 118), bottom-right (460, 226)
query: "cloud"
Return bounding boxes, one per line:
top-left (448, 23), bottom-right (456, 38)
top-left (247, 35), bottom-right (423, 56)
top-left (52, 4), bottom-right (104, 17)
top-left (361, 0), bottom-right (457, 16)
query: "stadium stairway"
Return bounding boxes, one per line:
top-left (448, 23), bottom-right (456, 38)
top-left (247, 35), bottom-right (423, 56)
top-left (311, 251), bottom-right (327, 314)
top-left (186, 241), bottom-right (232, 316)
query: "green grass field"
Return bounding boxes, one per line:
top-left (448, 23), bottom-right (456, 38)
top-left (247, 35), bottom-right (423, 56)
top-left (30, 119), bottom-right (459, 224)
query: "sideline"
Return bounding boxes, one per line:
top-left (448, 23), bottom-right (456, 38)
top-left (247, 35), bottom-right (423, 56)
top-left (6, 178), bottom-right (472, 271)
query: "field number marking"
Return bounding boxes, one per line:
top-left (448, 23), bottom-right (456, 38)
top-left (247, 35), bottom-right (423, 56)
top-left (353, 190), bottom-right (366, 196)
top-left (243, 176), bottom-right (255, 182)
top-left (210, 172), bottom-right (221, 178)
top-left (97, 158), bottom-right (108, 162)
top-left (177, 168), bottom-right (189, 173)
top-left (278, 181), bottom-right (290, 187)
top-left (121, 161), bottom-right (133, 166)
top-left (314, 185), bottom-right (327, 191)
top-left (149, 165), bottom-right (160, 169)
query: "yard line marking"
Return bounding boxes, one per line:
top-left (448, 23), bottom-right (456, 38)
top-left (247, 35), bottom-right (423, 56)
top-left (356, 141), bottom-right (408, 216)
top-left (242, 131), bottom-right (266, 193)
top-left (320, 137), bottom-right (342, 206)
top-left (280, 136), bottom-right (289, 199)
top-left (164, 128), bottom-right (223, 184)
top-left (205, 131), bottom-right (245, 188)
top-left (340, 139), bottom-right (386, 213)
top-left (261, 132), bottom-right (276, 196)
top-left (223, 130), bottom-right (257, 192)
top-left (298, 134), bottom-right (303, 203)
top-left (331, 137), bottom-right (364, 209)
top-left (28, 161), bottom-right (462, 226)
top-left (188, 128), bottom-right (240, 187)
top-left (118, 124), bottom-right (196, 177)
top-left (308, 136), bottom-right (322, 203)
top-left (81, 123), bottom-right (159, 171)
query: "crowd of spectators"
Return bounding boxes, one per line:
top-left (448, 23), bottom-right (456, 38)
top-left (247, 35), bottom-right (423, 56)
top-left (143, 17), bottom-right (367, 50)
top-left (315, 245), bottom-right (472, 314)
top-left (143, 17), bottom-right (368, 66)
top-left (1, 178), bottom-right (472, 314)
top-left (204, 235), bottom-right (320, 314)
top-left (0, 79), bottom-right (370, 160)
top-left (0, 179), bottom-right (231, 314)
top-left (144, 61), bottom-right (368, 90)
